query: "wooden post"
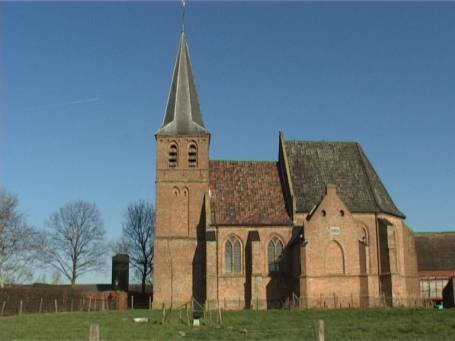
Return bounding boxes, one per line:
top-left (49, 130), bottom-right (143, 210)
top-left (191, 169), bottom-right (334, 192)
top-left (186, 304), bottom-right (190, 327)
top-left (101, 299), bottom-right (105, 311)
top-left (161, 304), bottom-right (166, 324)
top-left (1, 301), bottom-right (6, 316)
top-left (217, 307), bottom-right (222, 325)
top-left (80, 298), bottom-right (83, 311)
top-left (88, 298), bottom-right (92, 312)
top-left (71, 299), bottom-right (74, 312)
top-left (149, 296), bottom-right (152, 310)
top-left (89, 323), bottom-right (100, 341)
top-left (54, 299), bottom-right (58, 313)
top-left (19, 300), bottom-right (23, 315)
top-left (313, 320), bottom-right (325, 341)
top-left (131, 296), bottom-right (134, 310)
top-left (39, 298), bottom-right (43, 313)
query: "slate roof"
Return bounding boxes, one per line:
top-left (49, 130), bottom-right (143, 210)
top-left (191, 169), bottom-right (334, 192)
top-left (415, 232), bottom-right (455, 272)
top-left (284, 140), bottom-right (404, 218)
top-left (209, 160), bottom-right (292, 226)
top-left (157, 31), bottom-right (209, 135)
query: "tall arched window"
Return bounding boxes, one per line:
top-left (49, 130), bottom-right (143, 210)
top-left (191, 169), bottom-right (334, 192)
top-left (188, 142), bottom-right (197, 168)
top-left (168, 143), bottom-right (178, 168)
top-left (225, 235), bottom-right (241, 273)
top-left (361, 227), bottom-right (368, 245)
top-left (268, 237), bottom-right (284, 273)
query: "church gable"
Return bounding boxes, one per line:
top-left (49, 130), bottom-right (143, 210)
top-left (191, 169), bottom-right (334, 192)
top-left (209, 160), bottom-right (292, 226)
top-left (284, 139), bottom-right (404, 218)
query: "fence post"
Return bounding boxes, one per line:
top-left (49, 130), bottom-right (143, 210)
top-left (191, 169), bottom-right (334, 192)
top-left (131, 296), bottom-right (134, 310)
top-left (71, 299), bottom-right (74, 312)
top-left (186, 304), bottom-right (190, 327)
top-left (39, 298), bottom-right (43, 313)
top-left (89, 323), bottom-right (100, 341)
top-left (161, 304), bottom-right (166, 324)
top-left (1, 301), bottom-right (6, 316)
top-left (217, 306), bottom-right (222, 325)
top-left (88, 298), bottom-right (92, 312)
top-left (149, 296), bottom-right (152, 310)
top-left (54, 299), bottom-right (58, 313)
top-left (19, 300), bottom-right (23, 315)
top-left (313, 320), bottom-right (325, 341)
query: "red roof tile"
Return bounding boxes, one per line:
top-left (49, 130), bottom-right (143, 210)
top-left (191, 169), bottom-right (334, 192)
top-left (209, 160), bottom-right (292, 226)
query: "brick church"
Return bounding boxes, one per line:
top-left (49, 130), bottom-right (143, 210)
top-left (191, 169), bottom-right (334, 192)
top-left (152, 31), bottom-right (449, 309)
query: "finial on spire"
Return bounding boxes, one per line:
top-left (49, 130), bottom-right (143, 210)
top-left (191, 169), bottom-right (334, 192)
top-left (181, 0), bottom-right (186, 32)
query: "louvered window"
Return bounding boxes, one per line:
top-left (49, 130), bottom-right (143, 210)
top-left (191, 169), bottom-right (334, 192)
top-left (188, 143), bottom-right (197, 168)
top-left (169, 143), bottom-right (178, 168)
top-left (225, 236), bottom-right (242, 273)
top-left (268, 237), bottom-right (284, 273)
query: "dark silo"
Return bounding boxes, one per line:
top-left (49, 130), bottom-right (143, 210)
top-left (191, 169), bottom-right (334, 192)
top-left (112, 254), bottom-right (129, 291)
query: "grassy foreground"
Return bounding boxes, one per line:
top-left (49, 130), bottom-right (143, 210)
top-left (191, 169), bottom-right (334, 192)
top-left (1, 308), bottom-right (455, 340)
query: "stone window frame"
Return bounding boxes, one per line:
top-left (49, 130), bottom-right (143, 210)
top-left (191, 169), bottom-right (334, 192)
top-left (224, 234), bottom-right (243, 274)
top-left (168, 142), bottom-right (178, 168)
top-left (267, 235), bottom-right (284, 274)
top-left (360, 226), bottom-right (369, 245)
top-left (188, 141), bottom-right (198, 168)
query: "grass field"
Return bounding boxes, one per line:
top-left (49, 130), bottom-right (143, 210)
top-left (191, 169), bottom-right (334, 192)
top-left (1, 308), bottom-right (455, 340)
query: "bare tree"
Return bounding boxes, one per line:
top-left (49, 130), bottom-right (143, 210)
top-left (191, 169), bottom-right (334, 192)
top-left (45, 200), bottom-right (107, 285)
top-left (0, 189), bottom-right (44, 287)
top-left (117, 201), bottom-right (154, 294)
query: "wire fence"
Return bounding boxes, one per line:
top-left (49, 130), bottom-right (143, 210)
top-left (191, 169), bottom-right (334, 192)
top-left (205, 295), bottom-right (435, 311)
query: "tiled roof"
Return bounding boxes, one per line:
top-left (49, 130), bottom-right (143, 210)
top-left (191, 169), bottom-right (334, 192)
top-left (284, 140), bottom-right (404, 218)
top-left (415, 232), bottom-right (455, 272)
top-left (209, 160), bottom-right (292, 226)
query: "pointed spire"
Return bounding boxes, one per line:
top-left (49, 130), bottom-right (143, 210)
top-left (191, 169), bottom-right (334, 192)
top-left (157, 31), bottom-right (209, 135)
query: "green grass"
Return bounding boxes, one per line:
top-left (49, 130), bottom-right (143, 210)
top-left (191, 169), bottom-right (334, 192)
top-left (1, 308), bottom-right (455, 340)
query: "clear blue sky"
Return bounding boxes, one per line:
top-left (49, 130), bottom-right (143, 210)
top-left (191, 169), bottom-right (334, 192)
top-left (1, 2), bottom-right (454, 283)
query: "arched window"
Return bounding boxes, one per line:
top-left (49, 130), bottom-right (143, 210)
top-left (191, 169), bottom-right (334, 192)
top-left (168, 143), bottom-right (178, 168)
top-left (188, 142), bottom-right (197, 168)
top-left (268, 237), bottom-right (284, 273)
top-left (361, 227), bottom-right (368, 245)
top-left (225, 235), bottom-right (241, 273)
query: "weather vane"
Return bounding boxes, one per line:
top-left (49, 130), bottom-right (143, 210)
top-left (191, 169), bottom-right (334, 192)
top-left (181, 0), bottom-right (186, 32)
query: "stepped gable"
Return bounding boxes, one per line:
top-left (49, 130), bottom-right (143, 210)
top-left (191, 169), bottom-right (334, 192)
top-left (209, 160), bottom-right (292, 226)
top-left (415, 232), bottom-right (455, 272)
top-left (284, 140), bottom-right (404, 218)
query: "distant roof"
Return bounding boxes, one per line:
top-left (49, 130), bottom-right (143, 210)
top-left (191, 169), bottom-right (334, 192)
top-left (284, 140), bottom-right (404, 218)
top-left (415, 232), bottom-right (455, 272)
top-left (157, 31), bottom-right (209, 135)
top-left (209, 160), bottom-right (292, 226)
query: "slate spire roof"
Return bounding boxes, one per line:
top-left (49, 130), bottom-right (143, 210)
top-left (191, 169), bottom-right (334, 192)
top-left (157, 31), bottom-right (209, 135)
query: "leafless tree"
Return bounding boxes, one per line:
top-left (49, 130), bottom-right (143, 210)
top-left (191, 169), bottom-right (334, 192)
top-left (0, 189), bottom-right (44, 287)
top-left (116, 201), bottom-right (155, 294)
top-left (45, 200), bottom-right (107, 285)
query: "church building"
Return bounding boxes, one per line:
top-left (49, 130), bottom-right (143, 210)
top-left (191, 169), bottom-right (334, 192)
top-left (152, 31), bottom-right (423, 309)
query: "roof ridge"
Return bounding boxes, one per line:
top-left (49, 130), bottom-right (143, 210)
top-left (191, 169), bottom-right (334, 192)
top-left (210, 159), bottom-right (276, 163)
top-left (285, 139), bottom-right (359, 144)
top-left (416, 231), bottom-right (455, 235)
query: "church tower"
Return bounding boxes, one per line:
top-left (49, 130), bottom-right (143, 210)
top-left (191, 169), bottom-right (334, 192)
top-left (153, 31), bottom-right (210, 307)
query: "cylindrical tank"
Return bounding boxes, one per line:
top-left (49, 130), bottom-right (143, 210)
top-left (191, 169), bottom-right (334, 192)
top-left (112, 254), bottom-right (129, 291)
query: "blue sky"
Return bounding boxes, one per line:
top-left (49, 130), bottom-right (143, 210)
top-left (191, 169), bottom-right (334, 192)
top-left (1, 2), bottom-right (455, 283)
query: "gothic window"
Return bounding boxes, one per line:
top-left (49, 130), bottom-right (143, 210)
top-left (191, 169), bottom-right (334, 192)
top-left (188, 142), bottom-right (197, 168)
top-left (361, 227), bottom-right (368, 245)
top-left (168, 143), bottom-right (178, 168)
top-left (268, 237), bottom-right (284, 273)
top-left (225, 235), bottom-right (241, 274)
